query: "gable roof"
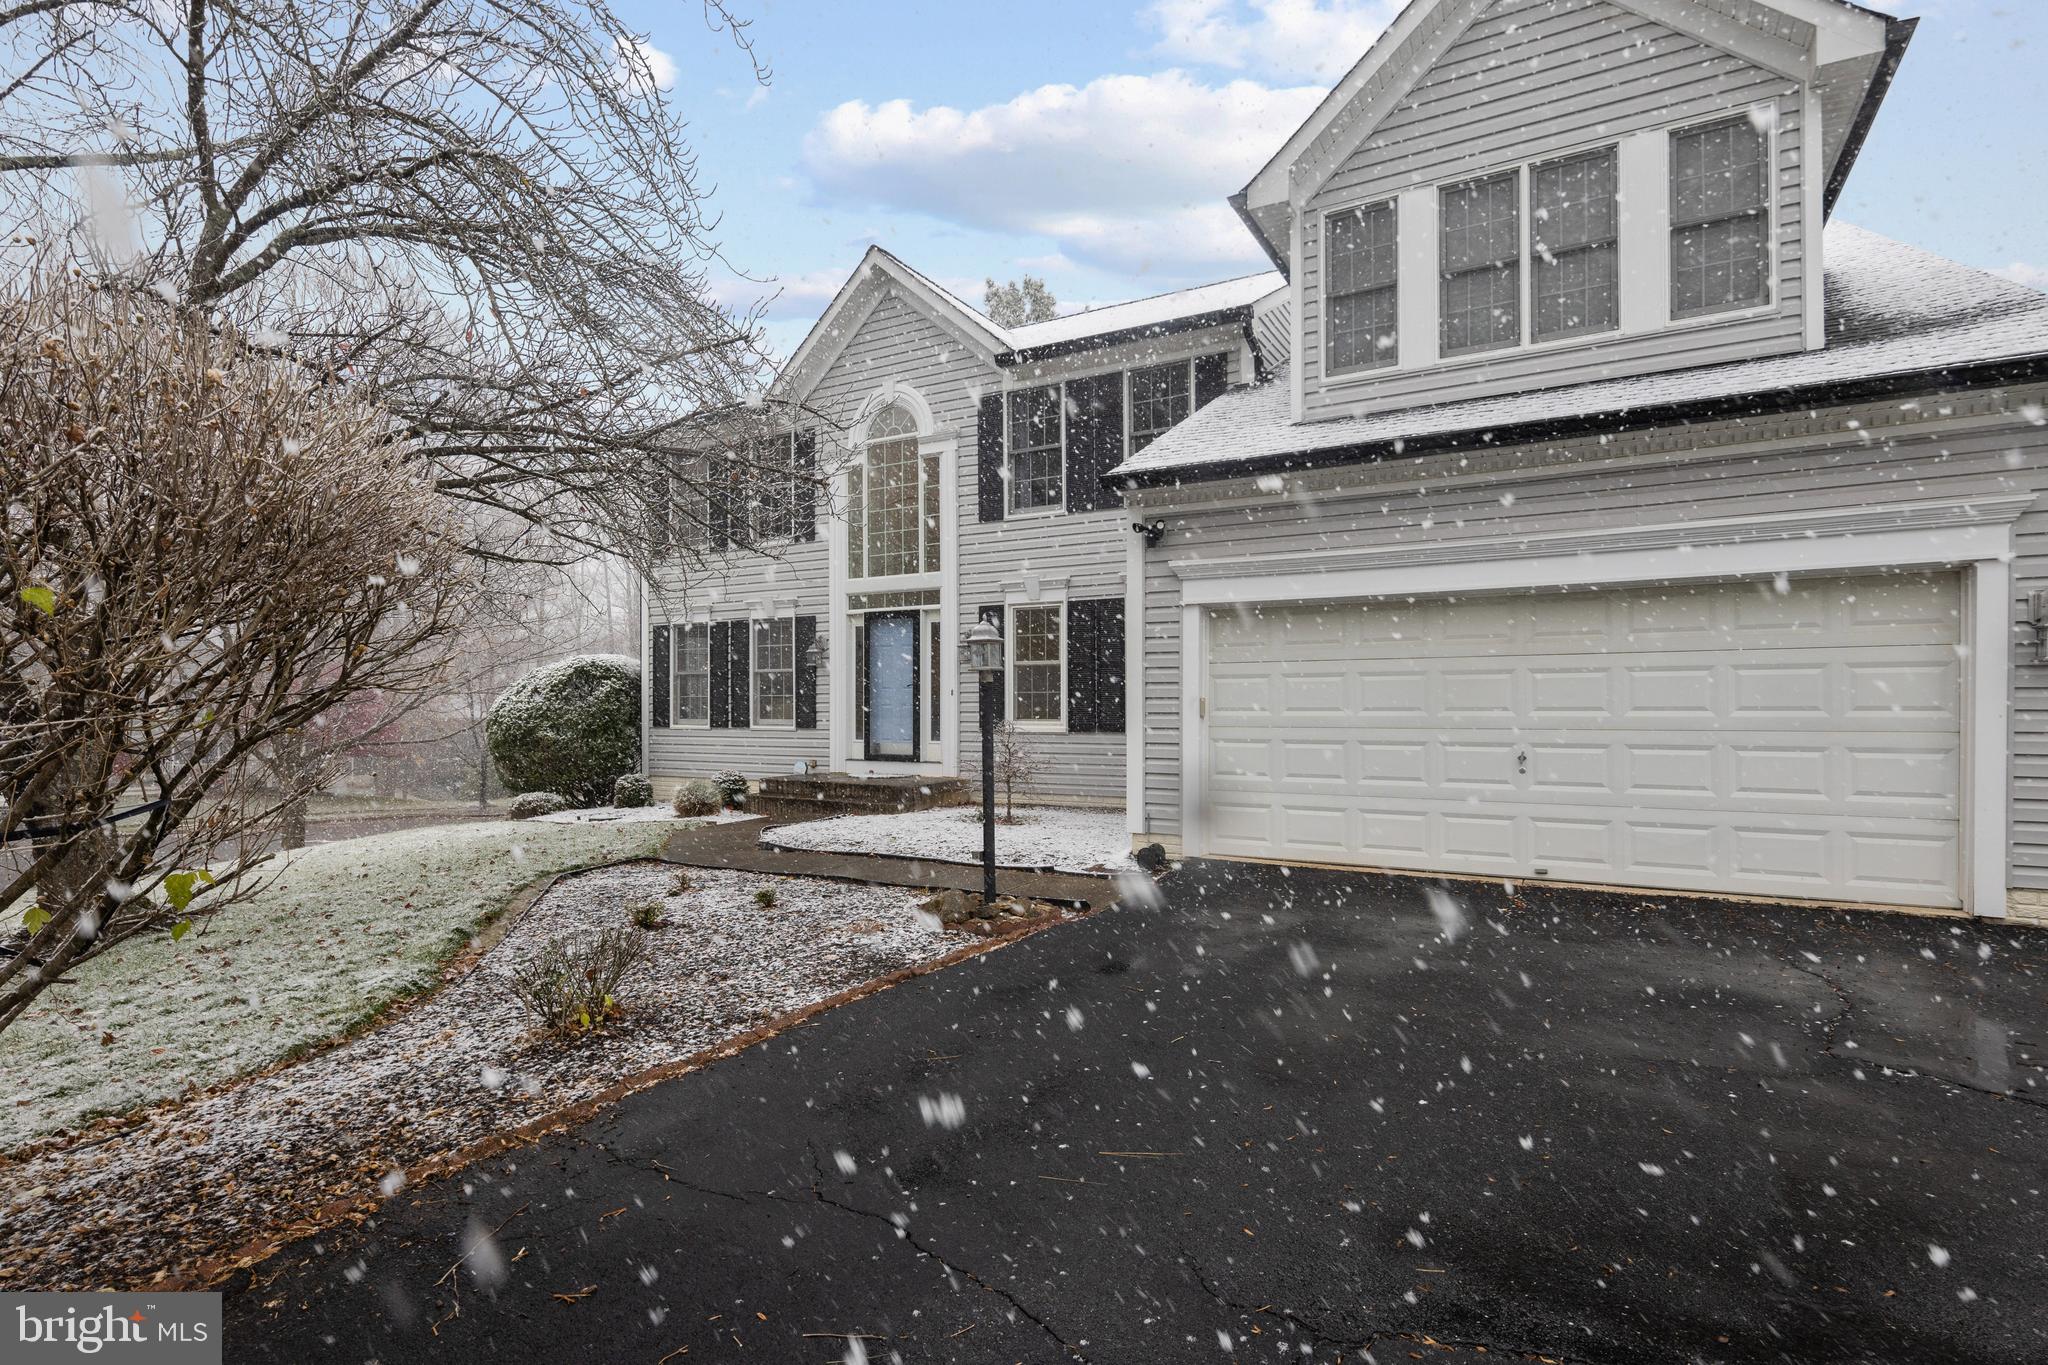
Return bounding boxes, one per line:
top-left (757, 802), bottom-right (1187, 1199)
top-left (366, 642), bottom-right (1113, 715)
top-left (1114, 225), bottom-right (2048, 486)
top-left (1233, 0), bottom-right (1910, 273)
top-left (770, 246), bottom-right (1010, 404)
top-left (999, 272), bottom-right (1282, 363)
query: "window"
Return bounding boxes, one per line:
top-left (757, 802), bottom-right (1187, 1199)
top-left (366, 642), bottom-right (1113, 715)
top-left (1010, 604), bottom-right (1063, 726)
top-left (1671, 117), bottom-right (1770, 318)
top-left (751, 435), bottom-right (798, 542)
top-left (1006, 386), bottom-right (1063, 512)
top-left (675, 622), bottom-right (710, 724)
top-left (1532, 148), bottom-right (1619, 341)
top-left (1325, 200), bottom-right (1398, 372)
top-left (849, 403), bottom-right (939, 579)
top-left (1440, 171), bottom-right (1521, 356)
top-left (751, 616), bottom-right (795, 726)
top-left (675, 456), bottom-right (709, 551)
top-left (1128, 361), bottom-right (1192, 454)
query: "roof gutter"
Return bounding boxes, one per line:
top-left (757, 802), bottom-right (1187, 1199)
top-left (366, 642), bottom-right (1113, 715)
top-left (997, 305), bottom-right (1258, 366)
top-left (1824, 15), bottom-right (1917, 218)
top-left (1116, 353), bottom-right (2048, 490)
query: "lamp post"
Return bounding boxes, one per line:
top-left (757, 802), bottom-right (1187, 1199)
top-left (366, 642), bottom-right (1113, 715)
top-left (962, 619), bottom-right (1004, 905)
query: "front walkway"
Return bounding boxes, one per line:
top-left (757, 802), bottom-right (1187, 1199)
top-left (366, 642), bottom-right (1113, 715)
top-left (661, 814), bottom-right (1119, 909)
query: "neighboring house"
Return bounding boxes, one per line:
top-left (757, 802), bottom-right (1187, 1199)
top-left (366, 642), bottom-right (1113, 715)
top-left (647, 0), bottom-right (2048, 922)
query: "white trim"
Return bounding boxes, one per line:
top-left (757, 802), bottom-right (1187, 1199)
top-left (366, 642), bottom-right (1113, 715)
top-left (937, 432), bottom-right (960, 776)
top-left (672, 619), bottom-right (713, 729)
top-left (772, 248), bottom-right (1007, 405)
top-left (1179, 603), bottom-right (1207, 858)
top-left (1170, 508), bottom-right (2018, 920)
top-left (1006, 599), bottom-right (1068, 733)
top-left (1289, 204), bottom-right (1306, 422)
top-left (1004, 382), bottom-right (1066, 516)
top-left (1126, 356), bottom-right (1198, 455)
top-left (748, 610), bottom-right (799, 730)
top-left (1965, 557), bottom-right (2013, 919)
top-left (1802, 81), bottom-right (1826, 351)
top-left (1319, 197), bottom-right (1400, 380)
top-left (853, 380), bottom-right (940, 443)
top-left (1617, 128), bottom-right (1669, 333)
top-left (1605, 0), bottom-right (1812, 81)
top-left (1125, 526), bottom-right (1146, 836)
top-left (1667, 107), bottom-right (1781, 323)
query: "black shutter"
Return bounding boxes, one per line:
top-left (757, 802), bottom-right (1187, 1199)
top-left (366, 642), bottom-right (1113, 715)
top-left (708, 620), bottom-right (731, 728)
top-left (1094, 598), bottom-right (1126, 735)
top-left (707, 454), bottom-right (731, 549)
top-left (976, 393), bottom-right (1005, 523)
top-left (1063, 371), bottom-right (1126, 513)
top-left (650, 624), bottom-right (671, 729)
top-left (793, 431), bottom-right (818, 543)
top-left (1194, 351), bottom-right (1229, 410)
top-left (727, 619), bottom-right (751, 729)
top-left (1066, 601), bottom-right (1098, 733)
top-left (795, 615), bottom-right (818, 730)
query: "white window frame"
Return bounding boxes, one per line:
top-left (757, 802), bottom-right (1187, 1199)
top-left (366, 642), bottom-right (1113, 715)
top-left (1003, 384), bottom-right (1066, 517)
top-left (1310, 102), bottom-right (1781, 383)
top-left (1321, 198), bottom-right (1400, 376)
top-left (748, 432), bottom-right (801, 545)
top-left (749, 610), bottom-right (798, 730)
top-left (1126, 357), bottom-right (1196, 455)
top-left (1006, 600), bottom-right (1067, 732)
top-left (849, 409), bottom-right (937, 580)
top-left (672, 619), bottom-right (711, 728)
top-left (1668, 113), bottom-right (1775, 322)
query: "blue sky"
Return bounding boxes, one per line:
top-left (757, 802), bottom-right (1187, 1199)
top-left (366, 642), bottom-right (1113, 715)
top-left (616, 0), bottom-right (2048, 358)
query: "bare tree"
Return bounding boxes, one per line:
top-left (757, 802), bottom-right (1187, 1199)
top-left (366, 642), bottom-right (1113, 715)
top-left (0, 266), bottom-right (473, 1034)
top-left (990, 722), bottom-right (1044, 824)
top-left (0, 0), bottom-right (818, 578)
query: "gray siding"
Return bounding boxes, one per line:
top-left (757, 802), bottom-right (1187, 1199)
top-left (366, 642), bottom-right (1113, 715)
top-left (1132, 390), bottom-right (2048, 899)
top-left (1300, 0), bottom-right (1807, 419)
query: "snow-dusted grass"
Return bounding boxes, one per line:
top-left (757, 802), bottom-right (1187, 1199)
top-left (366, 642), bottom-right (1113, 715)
top-left (0, 863), bottom-right (972, 1292)
top-left (532, 805), bottom-right (753, 827)
top-left (764, 805), bottom-right (1136, 874)
top-left (0, 819), bottom-right (678, 1152)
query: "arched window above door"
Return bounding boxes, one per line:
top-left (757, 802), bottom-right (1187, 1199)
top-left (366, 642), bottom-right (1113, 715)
top-left (848, 398), bottom-right (940, 579)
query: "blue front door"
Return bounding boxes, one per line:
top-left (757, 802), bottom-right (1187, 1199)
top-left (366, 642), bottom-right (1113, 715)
top-left (864, 612), bottom-right (921, 761)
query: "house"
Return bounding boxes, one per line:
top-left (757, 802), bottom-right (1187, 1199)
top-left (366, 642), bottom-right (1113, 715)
top-left (646, 0), bottom-right (2048, 921)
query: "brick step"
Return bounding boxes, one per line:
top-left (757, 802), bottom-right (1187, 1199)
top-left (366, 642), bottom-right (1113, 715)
top-left (752, 774), bottom-right (971, 822)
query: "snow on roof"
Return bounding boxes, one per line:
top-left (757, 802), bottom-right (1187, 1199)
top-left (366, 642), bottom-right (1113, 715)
top-left (1004, 271), bottom-right (1284, 353)
top-left (1115, 224), bottom-right (2048, 482)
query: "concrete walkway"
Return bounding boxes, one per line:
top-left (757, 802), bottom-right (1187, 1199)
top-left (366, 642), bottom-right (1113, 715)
top-left (662, 814), bottom-right (1118, 908)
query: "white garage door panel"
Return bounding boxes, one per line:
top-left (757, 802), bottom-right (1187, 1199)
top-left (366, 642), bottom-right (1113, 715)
top-left (1204, 574), bottom-right (1963, 908)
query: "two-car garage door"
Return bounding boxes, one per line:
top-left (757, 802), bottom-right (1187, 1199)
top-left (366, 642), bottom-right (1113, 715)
top-left (1202, 574), bottom-right (1964, 908)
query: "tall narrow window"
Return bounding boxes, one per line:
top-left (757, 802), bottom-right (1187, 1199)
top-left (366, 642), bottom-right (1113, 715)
top-left (751, 616), bottom-right (795, 726)
top-left (674, 623), bottom-right (710, 723)
top-left (850, 403), bottom-right (938, 579)
top-left (1671, 117), bottom-right (1770, 318)
top-left (1533, 148), bottom-right (1619, 340)
top-left (1325, 200), bottom-right (1398, 372)
top-left (1128, 360), bottom-right (1192, 453)
top-left (1010, 604), bottom-right (1063, 726)
top-left (1440, 171), bottom-right (1521, 355)
top-left (1006, 386), bottom-right (1063, 512)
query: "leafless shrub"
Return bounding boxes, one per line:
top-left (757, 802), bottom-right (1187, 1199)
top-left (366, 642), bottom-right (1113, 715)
top-left (0, 265), bottom-right (473, 1033)
top-left (505, 927), bottom-right (650, 1034)
top-left (992, 722), bottom-right (1044, 824)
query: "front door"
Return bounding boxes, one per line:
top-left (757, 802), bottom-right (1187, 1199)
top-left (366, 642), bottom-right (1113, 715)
top-left (863, 611), bottom-right (922, 761)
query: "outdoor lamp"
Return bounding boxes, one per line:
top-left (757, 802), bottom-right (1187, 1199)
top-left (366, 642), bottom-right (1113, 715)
top-left (961, 619), bottom-right (1004, 903)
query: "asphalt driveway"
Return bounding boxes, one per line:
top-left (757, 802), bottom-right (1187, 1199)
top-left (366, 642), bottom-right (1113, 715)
top-left (225, 863), bottom-right (2048, 1364)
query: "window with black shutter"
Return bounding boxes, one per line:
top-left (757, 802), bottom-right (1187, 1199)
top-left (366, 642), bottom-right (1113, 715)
top-left (1063, 371), bottom-right (1125, 513)
top-left (1064, 598), bottom-right (1126, 735)
top-left (795, 615), bottom-right (819, 729)
top-left (649, 624), bottom-right (671, 728)
top-left (976, 394), bottom-right (1005, 523)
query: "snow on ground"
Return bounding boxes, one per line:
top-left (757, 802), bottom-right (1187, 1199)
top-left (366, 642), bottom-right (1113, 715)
top-left (764, 805), bottom-right (1136, 874)
top-left (532, 806), bottom-right (756, 827)
top-left (0, 863), bottom-right (969, 1292)
top-left (0, 819), bottom-right (680, 1152)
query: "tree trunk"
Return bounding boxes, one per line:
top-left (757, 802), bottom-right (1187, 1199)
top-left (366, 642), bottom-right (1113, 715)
top-left (272, 731), bottom-right (310, 851)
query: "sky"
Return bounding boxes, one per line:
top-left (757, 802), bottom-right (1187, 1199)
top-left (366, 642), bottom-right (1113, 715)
top-left (613, 0), bottom-right (2048, 359)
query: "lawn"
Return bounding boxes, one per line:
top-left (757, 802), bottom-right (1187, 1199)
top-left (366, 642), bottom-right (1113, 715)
top-left (0, 818), bottom-right (681, 1152)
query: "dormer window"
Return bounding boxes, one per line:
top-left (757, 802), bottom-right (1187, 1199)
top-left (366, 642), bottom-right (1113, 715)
top-left (1532, 147), bottom-right (1619, 341)
top-left (1325, 201), bottom-right (1398, 373)
top-left (1439, 171), bottom-right (1521, 356)
top-left (1671, 117), bottom-right (1770, 318)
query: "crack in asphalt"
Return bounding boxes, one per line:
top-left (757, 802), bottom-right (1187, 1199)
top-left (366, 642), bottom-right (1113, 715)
top-left (591, 1144), bottom-right (756, 1204)
top-left (1777, 953), bottom-right (2048, 1114)
top-left (797, 1146), bottom-right (1088, 1360)
top-left (1188, 1259), bottom-right (1614, 1365)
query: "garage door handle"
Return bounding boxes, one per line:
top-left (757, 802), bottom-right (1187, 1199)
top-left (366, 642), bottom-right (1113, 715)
top-left (1516, 749), bottom-right (1528, 774)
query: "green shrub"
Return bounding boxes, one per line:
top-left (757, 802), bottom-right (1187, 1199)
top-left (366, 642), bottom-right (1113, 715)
top-left (626, 897), bottom-right (667, 930)
top-left (752, 886), bottom-right (778, 910)
top-left (508, 791), bottom-right (569, 819)
top-left (612, 773), bottom-right (654, 808)
top-left (713, 770), bottom-right (749, 807)
top-left (487, 655), bottom-right (641, 806)
top-left (671, 779), bottom-right (720, 817)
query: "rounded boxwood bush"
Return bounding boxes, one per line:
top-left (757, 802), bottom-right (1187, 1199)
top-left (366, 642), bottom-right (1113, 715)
top-left (488, 654), bottom-right (641, 807)
top-left (509, 791), bottom-right (570, 819)
top-left (612, 773), bottom-right (654, 809)
top-left (670, 779), bottom-right (719, 817)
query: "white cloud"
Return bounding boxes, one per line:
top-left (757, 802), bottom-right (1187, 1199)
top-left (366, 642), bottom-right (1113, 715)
top-left (616, 37), bottom-right (677, 94)
top-left (1996, 262), bottom-right (2048, 292)
top-left (1145, 0), bottom-right (1401, 83)
top-left (802, 71), bottom-right (1320, 276)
